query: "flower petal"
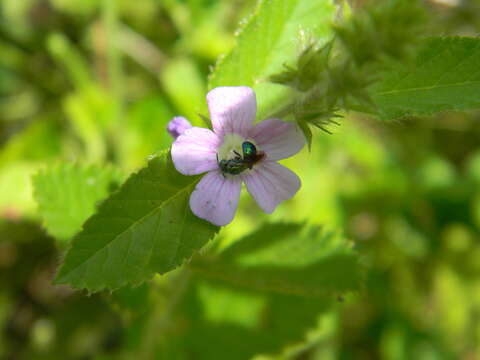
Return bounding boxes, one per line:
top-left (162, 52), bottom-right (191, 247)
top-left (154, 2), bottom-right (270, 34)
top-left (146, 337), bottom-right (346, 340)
top-left (242, 162), bottom-right (301, 214)
top-left (207, 86), bottom-right (256, 138)
top-left (167, 116), bottom-right (192, 139)
top-left (190, 171), bottom-right (242, 226)
top-left (171, 127), bottom-right (220, 175)
top-left (249, 118), bottom-right (305, 161)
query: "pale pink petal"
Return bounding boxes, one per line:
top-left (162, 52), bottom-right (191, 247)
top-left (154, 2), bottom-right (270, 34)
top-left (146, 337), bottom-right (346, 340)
top-left (207, 86), bottom-right (256, 138)
top-left (167, 116), bottom-right (192, 139)
top-left (190, 171), bottom-right (242, 226)
top-left (171, 127), bottom-right (220, 175)
top-left (249, 119), bottom-right (305, 161)
top-left (242, 162), bottom-right (301, 214)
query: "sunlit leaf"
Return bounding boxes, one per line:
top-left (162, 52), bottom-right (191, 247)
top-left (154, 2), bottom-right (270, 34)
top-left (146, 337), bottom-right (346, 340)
top-left (32, 163), bottom-right (121, 241)
top-left (208, 0), bottom-right (335, 119)
top-left (55, 151), bottom-right (219, 292)
top-left (373, 37), bottom-right (480, 119)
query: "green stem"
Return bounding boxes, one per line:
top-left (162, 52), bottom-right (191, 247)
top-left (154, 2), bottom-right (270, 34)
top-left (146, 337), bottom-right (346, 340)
top-left (103, 0), bottom-right (125, 161)
top-left (141, 269), bottom-right (192, 359)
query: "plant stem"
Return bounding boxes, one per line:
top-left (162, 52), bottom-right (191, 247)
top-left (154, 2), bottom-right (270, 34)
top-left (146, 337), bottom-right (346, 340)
top-left (141, 269), bottom-right (192, 359)
top-left (103, 0), bottom-right (125, 162)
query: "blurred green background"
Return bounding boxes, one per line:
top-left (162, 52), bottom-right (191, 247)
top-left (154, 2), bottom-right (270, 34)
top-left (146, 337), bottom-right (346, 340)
top-left (2, 0), bottom-right (480, 359)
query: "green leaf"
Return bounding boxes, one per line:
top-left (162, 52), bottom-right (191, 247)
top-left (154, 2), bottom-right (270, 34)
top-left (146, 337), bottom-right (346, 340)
top-left (192, 223), bottom-right (363, 297)
top-left (208, 0), bottom-right (335, 119)
top-left (55, 151), bottom-right (219, 292)
top-left (32, 163), bottom-right (121, 241)
top-left (165, 279), bottom-right (333, 360)
top-left (169, 223), bottom-right (363, 358)
top-left (372, 37), bottom-right (480, 119)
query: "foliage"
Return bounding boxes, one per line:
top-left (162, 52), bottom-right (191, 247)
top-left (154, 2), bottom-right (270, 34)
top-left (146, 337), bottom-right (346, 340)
top-left (372, 36), bottom-right (480, 119)
top-left (2, 0), bottom-right (480, 358)
top-left (160, 222), bottom-right (361, 359)
top-left (209, 0), bottom-right (336, 119)
top-left (269, 0), bottom-right (427, 146)
top-left (192, 223), bottom-right (363, 296)
top-left (55, 151), bottom-right (218, 291)
top-left (32, 163), bottom-right (121, 241)
top-left (166, 279), bottom-right (333, 360)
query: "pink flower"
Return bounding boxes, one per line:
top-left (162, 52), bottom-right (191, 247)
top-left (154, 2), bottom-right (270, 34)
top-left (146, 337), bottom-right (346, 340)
top-left (171, 86), bottom-right (305, 226)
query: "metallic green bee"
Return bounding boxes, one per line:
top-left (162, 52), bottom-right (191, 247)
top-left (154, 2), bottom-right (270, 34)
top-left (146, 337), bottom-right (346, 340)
top-left (241, 141), bottom-right (264, 169)
top-left (218, 141), bottom-right (265, 176)
top-left (218, 154), bottom-right (246, 175)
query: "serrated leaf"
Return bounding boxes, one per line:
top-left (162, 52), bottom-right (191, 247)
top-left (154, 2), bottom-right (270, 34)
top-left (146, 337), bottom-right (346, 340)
top-left (208, 0), bottom-right (335, 119)
top-left (55, 151), bottom-right (219, 292)
top-left (372, 37), bottom-right (480, 119)
top-left (33, 163), bottom-right (120, 241)
top-left (171, 223), bottom-right (363, 358)
top-left (192, 223), bottom-right (363, 297)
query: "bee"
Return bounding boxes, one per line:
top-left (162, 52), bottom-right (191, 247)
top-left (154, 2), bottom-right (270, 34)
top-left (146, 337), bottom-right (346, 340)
top-left (218, 141), bottom-right (265, 176)
top-left (240, 141), bottom-right (265, 169)
top-left (218, 154), bottom-right (246, 175)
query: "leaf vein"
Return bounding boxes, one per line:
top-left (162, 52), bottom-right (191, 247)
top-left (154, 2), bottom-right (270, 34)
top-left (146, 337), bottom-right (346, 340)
top-left (58, 181), bottom-right (196, 282)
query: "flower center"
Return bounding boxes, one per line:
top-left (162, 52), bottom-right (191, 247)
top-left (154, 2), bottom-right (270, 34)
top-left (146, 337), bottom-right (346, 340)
top-left (216, 134), bottom-right (264, 176)
top-left (217, 133), bottom-right (246, 161)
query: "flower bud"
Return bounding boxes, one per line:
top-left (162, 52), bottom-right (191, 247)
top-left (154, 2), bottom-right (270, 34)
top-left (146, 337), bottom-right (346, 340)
top-left (167, 116), bottom-right (192, 139)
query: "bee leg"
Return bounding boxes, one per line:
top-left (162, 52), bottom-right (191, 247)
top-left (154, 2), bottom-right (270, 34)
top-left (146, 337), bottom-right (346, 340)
top-left (233, 150), bottom-right (242, 159)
